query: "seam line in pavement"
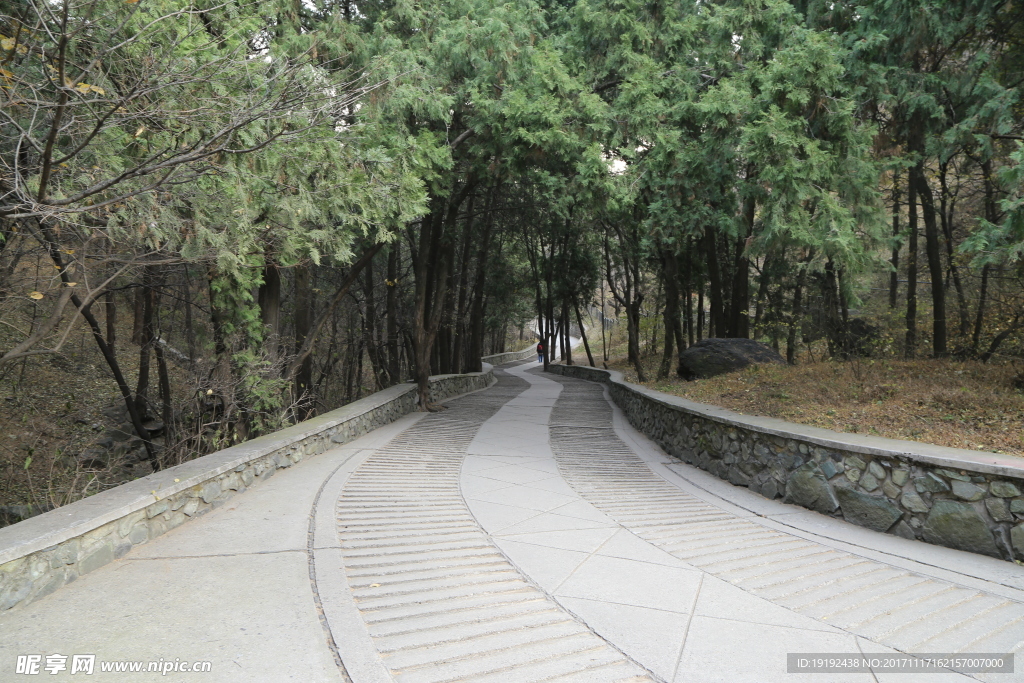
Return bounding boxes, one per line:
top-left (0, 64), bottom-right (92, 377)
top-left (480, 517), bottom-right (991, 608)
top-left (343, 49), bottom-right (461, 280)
top-left (309, 456), bottom-right (355, 682)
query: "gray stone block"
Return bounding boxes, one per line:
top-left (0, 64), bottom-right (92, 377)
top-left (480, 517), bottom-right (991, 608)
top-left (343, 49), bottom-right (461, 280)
top-left (991, 481), bottom-right (1021, 498)
top-left (836, 487), bottom-right (903, 532)
top-left (199, 481), bottom-right (221, 504)
top-left (985, 498), bottom-right (1013, 523)
top-left (146, 500), bottom-right (169, 518)
top-left (820, 459), bottom-right (839, 479)
top-left (900, 491), bottom-right (930, 513)
top-left (915, 473), bottom-right (950, 493)
top-left (951, 480), bottom-right (986, 501)
top-left (860, 472), bottom-right (880, 492)
top-left (891, 520), bottom-right (916, 540)
top-left (921, 500), bottom-right (999, 557)
top-left (1011, 524), bottom-right (1024, 560)
top-left (784, 462), bottom-right (839, 514)
top-left (127, 523), bottom-right (149, 545)
top-left (79, 543), bottom-right (114, 574)
top-left (891, 469), bottom-right (909, 486)
top-left (868, 460), bottom-right (886, 479)
top-left (882, 480), bottom-right (901, 499)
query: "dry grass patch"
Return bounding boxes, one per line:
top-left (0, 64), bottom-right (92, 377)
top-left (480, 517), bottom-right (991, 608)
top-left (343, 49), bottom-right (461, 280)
top-left (610, 356), bottom-right (1024, 457)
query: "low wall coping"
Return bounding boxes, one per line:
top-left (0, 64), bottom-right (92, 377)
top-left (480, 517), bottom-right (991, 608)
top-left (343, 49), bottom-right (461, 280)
top-left (552, 364), bottom-right (1024, 480)
top-left (0, 367), bottom-right (492, 567)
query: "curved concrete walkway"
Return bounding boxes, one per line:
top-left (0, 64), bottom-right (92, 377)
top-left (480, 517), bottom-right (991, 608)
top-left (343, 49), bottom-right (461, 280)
top-left (1, 360), bottom-right (1021, 682)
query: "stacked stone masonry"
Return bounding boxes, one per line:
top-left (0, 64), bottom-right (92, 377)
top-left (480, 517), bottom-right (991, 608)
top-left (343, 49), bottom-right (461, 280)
top-left (481, 347), bottom-right (536, 366)
top-left (548, 364), bottom-right (1024, 564)
top-left (0, 369), bottom-right (493, 612)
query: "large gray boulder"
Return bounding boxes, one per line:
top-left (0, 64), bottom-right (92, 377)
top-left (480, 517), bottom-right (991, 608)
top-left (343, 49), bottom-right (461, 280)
top-left (678, 338), bottom-right (786, 380)
top-left (921, 500), bottom-right (1000, 558)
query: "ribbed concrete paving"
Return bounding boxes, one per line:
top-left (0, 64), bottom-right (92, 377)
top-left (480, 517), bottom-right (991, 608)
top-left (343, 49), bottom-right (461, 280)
top-left (1, 359), bottom-right (1021, 682)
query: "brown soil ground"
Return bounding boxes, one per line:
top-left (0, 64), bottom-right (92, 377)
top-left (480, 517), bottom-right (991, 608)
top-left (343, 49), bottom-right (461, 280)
top-left (608, 355), bottom-right (1024, 458)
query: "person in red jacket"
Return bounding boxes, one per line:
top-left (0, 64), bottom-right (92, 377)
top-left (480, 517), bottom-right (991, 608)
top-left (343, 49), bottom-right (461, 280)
top-left (536, 341), bottom-right (544, 363)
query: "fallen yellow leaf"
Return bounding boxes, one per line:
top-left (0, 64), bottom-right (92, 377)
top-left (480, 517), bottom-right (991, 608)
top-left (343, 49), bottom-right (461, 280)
top-left (28, 291), bottom-right (43, 300)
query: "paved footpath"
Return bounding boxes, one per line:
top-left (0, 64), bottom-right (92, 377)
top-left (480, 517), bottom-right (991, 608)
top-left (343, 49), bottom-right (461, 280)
top-left (2, 361), bottom-right (1024, 682)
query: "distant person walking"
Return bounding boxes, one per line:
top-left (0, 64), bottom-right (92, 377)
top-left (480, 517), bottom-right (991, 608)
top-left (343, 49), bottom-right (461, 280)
top-left (536, 341), bottom-right (544, 363)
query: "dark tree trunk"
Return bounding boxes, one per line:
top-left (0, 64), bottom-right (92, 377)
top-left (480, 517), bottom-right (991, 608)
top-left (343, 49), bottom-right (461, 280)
top-left (889, 170), bottom-right (900, 309)
top-left (786, 252), bottom-right (812, 365)
top-left (132, 285), bottom-right (144, 345)
top-left (938, 161), bottom-right (969, 339)
top-left (822, 258), bottom-right (843, 358)
top-left (135, 267), bottom-right (158, 418)
top-left (905, 172), bottom-right (918, 358)
top-left (911, 166), bottom-right (947, 357)
top-left (451, 197), bottom-right (475, 373)
top-left (683, 241), bottom-right (694, 350)
top-left (105, 291), bottom-right (117, 357)
top-left (574, 303), bottom-right (595, 367)
top-left (705, 227), bottom-right (725, 338)
top-left (362, 253), bottom-right (387, 389)
top-left (658, 249), bottom-right (682, 379)
top-left (386, 245), bottom-right (400, 384)
top-left (467, 191), bottom-right (495, 373)
top-left (730, 198), bottom-right (754, 338)
top-left (293, 265), bottom-right (314, 417)
top-left (697, 279), bottom-right (704, 341)
top-left (258, 265), bottom-right (281, 361)
top-left (154, 342), bottom-right (172, 458)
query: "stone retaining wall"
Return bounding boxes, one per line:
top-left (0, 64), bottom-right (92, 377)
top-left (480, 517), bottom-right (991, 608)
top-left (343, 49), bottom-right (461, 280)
top-left (547, 364), bottom-right (1024, 563)
top-left (0, 368), bottom-right (494, 612)
top-left (482, 347), bottom-right (536, 365)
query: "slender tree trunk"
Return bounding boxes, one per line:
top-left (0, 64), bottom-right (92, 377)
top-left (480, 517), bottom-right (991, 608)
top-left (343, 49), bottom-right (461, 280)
top-left (600, 282), bottom-right (608, 363)
top-left (786, 252), bottom-right (812, 365)
top-left (822, 258), bottom-right (842, 357)
top-left (294, 265), bottom-right (314, 417)
top-left (386, 246), bottom-right (400, 384)
top-left (362, 253), bottom-right (387, 389)
top-left (467, 191), bottom-right (495, 373)
top-left (972, 163), bottom-right (1000, 354)
top-left (889, 169), bottom-right (900, 308)
top-left (683, 241), bottom-right (694, 350)
top-left (911, 166), bottom-right (947, 357)
top-left (658, 249), bottom-right (681, 379)
top-left (905, 172), bottom-right (918, 358)
top-left (132, 286), bottom-right (144, 345)
top-left (730, 198), bottom-right (754, 337)
top-left (697, 279), bottom-right (704, 341)
top-left (154, 342), bottom-right (172, 456)
top-left (705, 227), bottom-right (724, 337)
top-left (105, 291), bottom-right (117, 358)
top-left (938, 161), bottom-right (969, 339)
top-left (574, 303), bottom-right (595, 367)
top-left (135, 267), bottom-right (158, 418)
top-left (452, 197), bottom-right (475, 373)
top-left (258, 264), bottom-right (281, 354)
top-left (562, 303), bottom-right (572, 365)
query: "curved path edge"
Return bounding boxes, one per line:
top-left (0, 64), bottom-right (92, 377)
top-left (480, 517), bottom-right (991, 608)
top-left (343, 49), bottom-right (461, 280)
top-left (547, 364), bottom-right (1024, 565)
